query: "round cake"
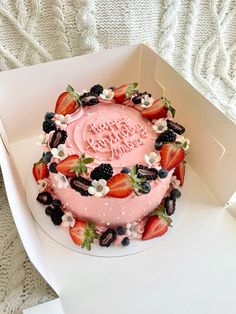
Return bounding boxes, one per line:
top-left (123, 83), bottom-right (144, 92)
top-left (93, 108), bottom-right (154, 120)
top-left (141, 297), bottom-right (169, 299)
top-left (33, 83), bottom-right (190, 250)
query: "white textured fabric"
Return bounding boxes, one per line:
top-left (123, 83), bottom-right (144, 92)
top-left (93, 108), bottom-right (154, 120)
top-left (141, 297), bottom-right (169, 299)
top-left (0, 0), bottom-right (236, 313)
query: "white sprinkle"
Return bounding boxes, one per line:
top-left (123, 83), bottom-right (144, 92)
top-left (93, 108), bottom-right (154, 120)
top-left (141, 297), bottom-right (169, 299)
top-left (103, 213), bottom-right (106, 217)
top-left (109, 208), bottom-right (112, 211)
top-left (84, 207), bottom-right (87, 211)
top-left (122, 211), bottom-right (125, 215)
top-left (117, 217), bottom-right (120, 220)
top-left (65, 203), bottom-right (69, 206)
top-left (107, 222), bottom-right (110, 226)
top-left (148, 201), bottom-right (152, 205)
top-left (104, 202), bottom-right (109, 206)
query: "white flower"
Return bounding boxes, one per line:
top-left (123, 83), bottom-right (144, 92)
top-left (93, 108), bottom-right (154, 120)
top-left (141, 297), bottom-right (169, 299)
top-left (37, 179), bottom-right (48, 192)
top-left (126, 221), bottom-right (145, 239)
top-left (176, 135), bottom-right (190, 151)
top-left (51, 144), bottom-right (68, 160)
top-left (88, 179), bottom-right (110, 198)
top-left (140, 94), bottom-right (152, 108)
top-left (36, 134), bottom-right (50, 146)
top-left (55, 173), bottom-right (69, 188)
top-left (62, 212), bottom-right (76, 228)
top-left (100, 89), bottom-right (114, 100)
top-left (171, 175), bottom-right (181, 188)
top-left (152, 118), bottom-right (168, 134)
top-left (144, 152), bottom-right (161, 166)
top-left (54, 114), bottom-right (71, 129)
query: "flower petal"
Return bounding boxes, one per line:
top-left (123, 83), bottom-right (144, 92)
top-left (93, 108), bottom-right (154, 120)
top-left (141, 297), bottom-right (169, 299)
top-left (88, 186), bottom-right (96, 195)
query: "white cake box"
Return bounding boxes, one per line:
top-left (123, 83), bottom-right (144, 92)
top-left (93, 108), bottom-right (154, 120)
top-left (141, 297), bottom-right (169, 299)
top-left (0, 44), bottom-right (236, 313)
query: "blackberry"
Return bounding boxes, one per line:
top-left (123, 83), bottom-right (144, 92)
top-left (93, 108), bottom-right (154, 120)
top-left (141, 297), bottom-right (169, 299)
top-left (52, 199), bottom-right (62, 207)
top-left (164, 196), bottom-right (176, 216)
top-left (44, 112), bottom-right (55, 120)
top-left (49, 162), bottom-right (58, 173)
top-left (155, 140), bottom-right (163, 151)
top-left (167, 120), bottom-right (185, 135)
top-left (99, 229), bottom-right (116, 247)
top-left (49, 129), bottom-right (67, 148)
top-left (158, 168), bottom-right (169, 179)
top-left (50, 207), bottom-right (64, 225)
top-left (36, 192), bottom-right (53, 205)
top-left (117, 226), bottom-right (126, 235)
top-left (43, 119), bottom-right (56, 133)
top-left (122, 237), bottom-right (130, 247)
top-left (80, 92), bottom-right (99, 106)
top-left (90, 163), bottom-right (113, 181)
top-left (70, 176), bottom-right (92, 196)
top-left (136, 164), bottom-right (158, 180)
top-left (132, 92), bottom-right (151, 104)
top-left (121, 167), bottom-right (131, 174)
top-left (139, 181), bottom-right (151, 194)
top-left (43, 151), bottom-right (53, 164)
top-left (45, 206), bottom-right (53, 216)
top-left (170, 188), bottom-right (181, 200)
top-left (157, 129), bottom-right (176, 144)
top-left (90, 84), bottom-right (103, 96)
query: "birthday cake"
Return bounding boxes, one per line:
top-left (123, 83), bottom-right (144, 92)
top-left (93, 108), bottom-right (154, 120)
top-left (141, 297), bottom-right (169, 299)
top-left (32, 83), bottom-right (190, 250)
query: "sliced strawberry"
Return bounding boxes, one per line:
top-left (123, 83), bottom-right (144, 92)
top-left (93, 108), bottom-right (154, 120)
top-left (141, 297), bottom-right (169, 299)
top-left (142, 97), bottom-right (175, 120)
top-left (69, 220), bottom-right (98, 250)
top-left (32, 161), bottom-right (49, 181)
top-left (55, 85), bottom-right (80, 115)
top-left (56, 154), bottom-right (80, 177)
top-left (160, 143), bottom-right (185, 171)
top-left (113, 84), bottom-right (128, 104)
top-left (69, 220), bottom-right (86, 246)
top-left (174, 161), bottom-right (185, 186)
top-left (107, 173), bottom-right (133, 198)
top-left (142, 216), bottom-right (169, 240)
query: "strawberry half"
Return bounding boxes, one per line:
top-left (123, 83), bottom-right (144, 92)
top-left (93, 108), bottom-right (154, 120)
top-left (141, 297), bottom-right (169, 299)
top-left (113, 82), bottom-right (138, 104)
top-left (174, 160), bottom-right (185, 186)
top-left (32, 161), bottom-right (49, 181)
top-left (142, 206), bottom-right (172, 240)
top-left (142, 97), bottom-right (175, 120)
top-left (160, 143), bottom-right (185, 171)
top-left (56, 154), bottom-right (80, 177)
top-left (107, 173), bottom-right (133, 198)
top-left (69, 220), bottom-right (98, 250)
top-left (55, 85), bottom-right (80, 115)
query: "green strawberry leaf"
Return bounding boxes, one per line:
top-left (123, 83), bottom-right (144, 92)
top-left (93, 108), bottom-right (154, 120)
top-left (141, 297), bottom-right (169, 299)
top-left (66, 84), bottom-right (74, 93)
top-left (161, 96), bottom-right (176, 118)
top-left (83, 157), bottom-right (95, 164)
top-left (125, 82), bottom-right (139, 98)
top-left (150, 205), bottom-right (172, 225)
top-left (82, 222), bottom-right (99, 250)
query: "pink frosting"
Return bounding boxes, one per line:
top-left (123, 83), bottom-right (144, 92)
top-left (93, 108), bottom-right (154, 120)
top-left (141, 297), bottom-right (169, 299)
top-left (48, 100), bottom-right (173, 227)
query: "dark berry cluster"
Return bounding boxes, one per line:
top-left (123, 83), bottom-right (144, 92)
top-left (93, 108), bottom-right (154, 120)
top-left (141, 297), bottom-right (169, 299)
top-left (132, 92), bottom-right (151, 104)
top-left (99, 226), bottom-right (130, 247)
top-left (80, 92), bottom-right (99, 106)
top-left (90, 84), bottom-right (103, 96)
top-left (136, 164), bottom-right (158, 180)
top-left (70, 176), bottom-right (92, 196)
top-left (90, 163), bottom-right (113, 181)
top-left (49, 129), bottom-right (67, 148)
top-left (167, 120), bottom-right (185, 135)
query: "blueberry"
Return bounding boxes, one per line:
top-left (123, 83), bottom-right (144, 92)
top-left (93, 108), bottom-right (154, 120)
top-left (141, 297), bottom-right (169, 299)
top-left (117, 226), bottom-right (126, 235)
top-left (122, 237), bottom-right (130, 246)
top-left (139, 181), bottom-right (151, 194)
top-left (158, 168), bottom-right (169, 179)
top-left (170, 188), bottom-right (181, 200)
top-left (43, 151), bottom-right (53, 164)
top-left (155, 141), bottom-right (163, 151)
top-left (50, 207), bottom-right (64, 225)
top-left (45, 206), bottom-right (53, 216)
top-left (121, 167), bottom-right (131, 174)
top-left (44, 112), bottom-right (55, 120)
top-left (52, 199), bottom-right (62, 207)
top-left (49, 162), bottom-right (58, 173)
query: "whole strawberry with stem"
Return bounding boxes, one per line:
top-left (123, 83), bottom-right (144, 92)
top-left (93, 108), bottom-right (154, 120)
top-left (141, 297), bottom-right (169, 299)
top-left (69, 220), bottom-right (99, 250)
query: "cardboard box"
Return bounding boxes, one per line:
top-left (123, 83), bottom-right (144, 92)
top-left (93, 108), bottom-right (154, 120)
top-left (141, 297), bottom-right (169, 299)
top-left (0, 44), bottom-right (236, 313)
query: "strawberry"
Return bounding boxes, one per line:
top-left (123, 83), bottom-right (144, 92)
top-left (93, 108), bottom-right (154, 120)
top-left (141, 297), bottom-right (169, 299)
top-left (142, 97), bottom-right (175, 120)
top-left (142, 206), bottom-right (172, 240)
top-left (69, 220), bottom-right (98, 250)
top-left (55, 85), bottom-right (81, 115)
top-left (32, 161), bottom-right (49, 181)
top-left (160, 143), bottom-right (185, 171)
top-left (174, 160), bottom-right (185, 186)
top-left (107, 173), bottom-right (133, 198)
top-left (56, 154), bottom-right (80, 177)
top-left (113, 82), bottom-right (138, 104)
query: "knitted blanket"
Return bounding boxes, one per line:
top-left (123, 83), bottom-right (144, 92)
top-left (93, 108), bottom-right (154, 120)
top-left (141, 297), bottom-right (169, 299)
top-left (0, 0), bottom-right (235, 313)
